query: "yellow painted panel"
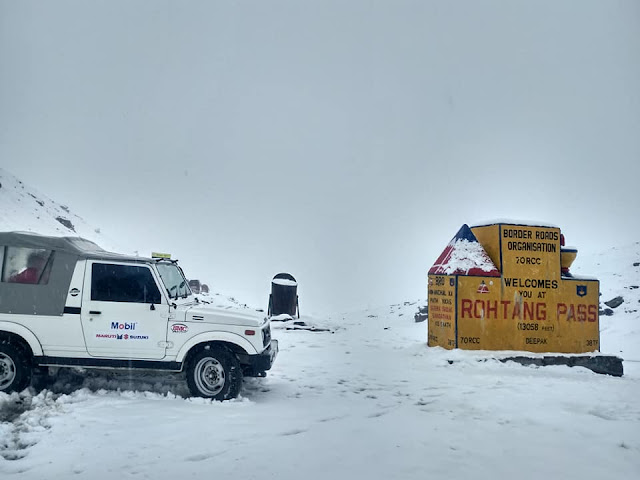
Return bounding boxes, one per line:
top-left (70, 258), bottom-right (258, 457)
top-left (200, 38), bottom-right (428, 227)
top-left (427, 275), bottom-right (456, 349)
top-left (457, 276), bottom-right (516, 350)
top-left (456, 274), bottom-right (599, 353)
top-left (553, 278), bottom-right (600, 352)
top-left (500, 225), bottom-right (561, 283)
top-left (471, 225), bottom-right (501, 272)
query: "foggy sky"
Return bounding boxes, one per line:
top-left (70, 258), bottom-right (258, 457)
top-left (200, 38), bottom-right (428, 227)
top-left (2, 1), bottom-right (639, 313)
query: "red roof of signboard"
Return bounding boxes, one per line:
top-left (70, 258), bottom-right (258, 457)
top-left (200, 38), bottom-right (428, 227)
top-left (429, 224), bottom-right (500, 276)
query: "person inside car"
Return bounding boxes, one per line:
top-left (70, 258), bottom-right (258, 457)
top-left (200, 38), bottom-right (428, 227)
top-left (8, 251), bottom-right (50, 284)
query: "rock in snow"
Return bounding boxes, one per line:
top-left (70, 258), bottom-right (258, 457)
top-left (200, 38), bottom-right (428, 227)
top-left (605, 296), bottom-right (624, 309)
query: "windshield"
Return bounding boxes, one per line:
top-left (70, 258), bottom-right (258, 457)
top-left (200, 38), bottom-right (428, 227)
top-left (156, 262), bottom-right (191, 299)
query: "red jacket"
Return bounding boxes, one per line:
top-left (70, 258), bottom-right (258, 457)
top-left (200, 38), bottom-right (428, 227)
top-left (9, 267), bottom-right (40, 284)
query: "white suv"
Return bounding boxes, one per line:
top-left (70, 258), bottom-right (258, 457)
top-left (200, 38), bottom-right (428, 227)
top-left (0, 232), bottom-right (277, 400)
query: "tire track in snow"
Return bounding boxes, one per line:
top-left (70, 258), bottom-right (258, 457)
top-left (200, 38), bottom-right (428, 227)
top-left (0, 391), bottom-right (58, 462)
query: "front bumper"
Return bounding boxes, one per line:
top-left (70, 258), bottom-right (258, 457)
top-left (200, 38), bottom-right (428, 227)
top-left (238, 340), bottom-right (278, 377)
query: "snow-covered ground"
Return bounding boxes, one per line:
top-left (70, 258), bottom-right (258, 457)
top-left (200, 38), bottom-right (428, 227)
top-left (1, 295), bottom-right (639, 480)
top-left (1, 169), bottom-right (639, 479)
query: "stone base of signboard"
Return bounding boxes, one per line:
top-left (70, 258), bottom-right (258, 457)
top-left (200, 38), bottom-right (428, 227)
top-left (500, 355), bottom-right (624, 377)
top-left (447, 355), bottom-right (624, 377)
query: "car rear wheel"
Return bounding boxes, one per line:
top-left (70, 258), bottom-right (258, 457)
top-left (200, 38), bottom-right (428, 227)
top-left (186, 346), bottom-right (242, 401)
top-left (0, 340), bottom-right (31, 393)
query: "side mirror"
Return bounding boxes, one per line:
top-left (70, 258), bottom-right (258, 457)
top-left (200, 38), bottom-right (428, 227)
top-left (150, 303), bottom-right (156, 311)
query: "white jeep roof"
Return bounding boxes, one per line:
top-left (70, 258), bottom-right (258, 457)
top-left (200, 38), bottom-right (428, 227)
top-left (0, 231), bottom-right (153, 316)
top-left (0, 231), bottom-right (151, 263)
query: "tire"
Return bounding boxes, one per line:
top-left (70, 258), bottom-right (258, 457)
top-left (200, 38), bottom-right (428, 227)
top-left (186, 345), bottom-right (242, 401)
top-left (0, 340), bottom-right (32, 393)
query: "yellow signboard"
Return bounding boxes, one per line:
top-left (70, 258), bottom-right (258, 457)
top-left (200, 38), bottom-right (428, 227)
top-left (427, 275), bottom-right (456, 349)
top-left (428, 222), bottom-right (600, 354)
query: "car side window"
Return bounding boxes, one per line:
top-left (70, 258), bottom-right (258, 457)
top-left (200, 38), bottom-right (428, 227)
top-left (91, 263), bottom-right (162, 304)
top-left (1, 246), bottom-right (54, 285)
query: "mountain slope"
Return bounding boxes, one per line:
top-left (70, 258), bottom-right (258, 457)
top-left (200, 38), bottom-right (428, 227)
top-left (573, 243), bottom-right (640, 360)
top-left (0, 167), bottom-right (123, 251)
top-left (0, 167), bottom-right (254, 311)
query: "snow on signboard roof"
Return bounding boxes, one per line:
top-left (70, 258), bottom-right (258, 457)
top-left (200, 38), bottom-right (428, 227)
top-left (429, 224), bottom-right (501, 276)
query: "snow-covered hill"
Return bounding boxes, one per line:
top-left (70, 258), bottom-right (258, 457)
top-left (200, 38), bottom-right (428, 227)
top-left (0, 167), bottom-right (254, 312)
top-left (0, 168), bottom-right (639, 479)
top-left (573, 243), bottom-right (640, 361)
top-left (0, 167), bottom-right (124, 252)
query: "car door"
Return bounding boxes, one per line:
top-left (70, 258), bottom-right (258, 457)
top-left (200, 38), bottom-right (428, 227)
top-left (81, 261), bottom-right (169, 359)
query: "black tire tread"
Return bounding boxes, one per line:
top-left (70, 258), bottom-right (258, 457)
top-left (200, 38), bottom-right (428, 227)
top-left (0, 338), bottom-right (32, 393)
top-left (186, 345), bottom-right (242, 401)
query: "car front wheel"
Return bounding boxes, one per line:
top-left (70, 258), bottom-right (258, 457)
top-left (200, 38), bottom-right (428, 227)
top-left (186, 346), bottom-right (242, 400)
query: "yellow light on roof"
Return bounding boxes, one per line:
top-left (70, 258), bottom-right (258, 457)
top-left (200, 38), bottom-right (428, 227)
top-left (151, 252), bottom-right (171, 259)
